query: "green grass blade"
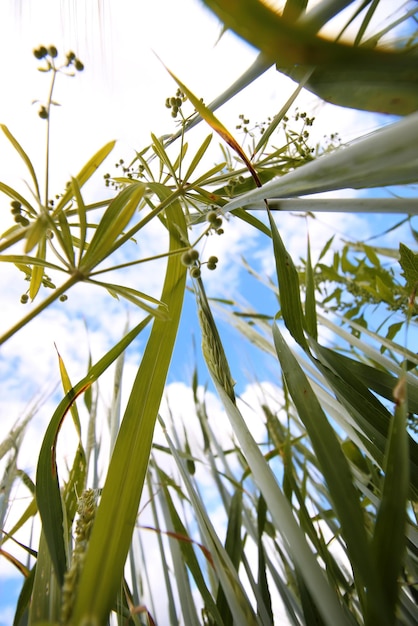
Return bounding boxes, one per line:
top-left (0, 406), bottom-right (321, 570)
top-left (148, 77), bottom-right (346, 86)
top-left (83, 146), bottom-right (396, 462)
top-left (1, 125), bottom-right (41, 200)
top-left (216, 489), bottom-right (243, 625)
top-left (88, 279), bottom-right (170, 319)
top-left (35, 316), bottom-right (152, 586)
top-left (29, 238), bottom-right (46, 300)
top-left (28, 532), bottom-right (61, 625)
top-left (70, 177), bottom-right (88, 264)
top-left (52, 141), bottom-right (116, 216)
top-left (272, 322), bottom-right (375, 608)
top-left (267, 208), bottom-right (306, 347)
top-left (159, 473), bottom-right (225, 625)
top-left (304, 234), bottom-right (317, 339)
top-left (160, 418), bottom-right (260, 626)
top-left (367, 375), bottom-right (409, 625)
top-left (183, 134), bottom-right (213, 182)
top-left (70, 201), bottom-right (187, 625)
top-left (56, 209), bottom-right (75, 266)
top-left (80, 182), bottom-right (146, 270)
top-left (211, 377), bottom-right (352, 626)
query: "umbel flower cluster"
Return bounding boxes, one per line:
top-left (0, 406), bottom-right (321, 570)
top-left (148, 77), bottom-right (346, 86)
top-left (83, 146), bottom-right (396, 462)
top-left (33, 45), bottom-right (84, 119)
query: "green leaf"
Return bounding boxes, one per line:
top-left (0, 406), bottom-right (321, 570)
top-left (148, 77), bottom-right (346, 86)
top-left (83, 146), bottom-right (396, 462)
top-left (52, 141), bottom-right (116, 216)
top-left (368, 376), bottom-right (409, 625)
top-left (304, 234), bottom-right (317, 340)
top-left (70, 201), bottom-right (187, 625)
top-left (272, 322), bottom-right (375, 607)
top-left (160, 475), bottom-right (225, 626)
top-left (399, 243), bottom-right (418, 289)
top-left (216, 489), bottom-right (243, 625)
top-left (267, 208), bottom-right (307, 347)
top-left (95, 280), bottom-right (169, 319)
top-left (80, 182), bottom-right (146, 270)
top-left (183, 134), bottom-right (213, 182)
top-left (29, 238), bottom-right (47, 301)
top-left (202, 0), bottom-right (418, 115)
top-left (0, 125), bottom-right (41, 199)
top-left (35, 316), bottom-right (152, 586)
top-left (209, 372), bottom-right (352, 626)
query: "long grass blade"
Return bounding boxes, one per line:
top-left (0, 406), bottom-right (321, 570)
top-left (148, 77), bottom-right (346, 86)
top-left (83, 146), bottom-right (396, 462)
top-left (70, 201), bottom-right (187, 625)
top-left (35, 316), bottom-right (152, 586)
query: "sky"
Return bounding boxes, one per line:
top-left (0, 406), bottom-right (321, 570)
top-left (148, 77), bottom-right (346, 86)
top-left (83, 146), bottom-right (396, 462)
top-left (0, 1), bottom-right (417, 624)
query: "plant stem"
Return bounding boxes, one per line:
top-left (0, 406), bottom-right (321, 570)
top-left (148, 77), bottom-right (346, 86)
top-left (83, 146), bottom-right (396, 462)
top-left (44, 64), bottom-right (57, 209)
top-left (0, 275), bottom-right (79, 346)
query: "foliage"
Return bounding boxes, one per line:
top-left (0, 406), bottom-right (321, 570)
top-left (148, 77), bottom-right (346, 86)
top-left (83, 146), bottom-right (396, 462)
top-left (1, 2), bottom-right (418, 626)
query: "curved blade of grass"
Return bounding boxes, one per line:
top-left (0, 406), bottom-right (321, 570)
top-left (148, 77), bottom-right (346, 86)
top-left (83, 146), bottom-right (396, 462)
top-left (1, 125), bottom-right (40, 200)
top-left (310, 340), bottom-right (418, 489)
top-left (29, 531), bottom-right (61, 625)
top-left (0, 182), bottom-right (37, 218)
top-left (160, 418), bottom-right (260, 626)
top-left (202, 1), bottom-right (418, 86)
top-left (89, 280), bottom-right (169, 319)
top-left (52, 140), bottom-right (116, 215)
top-left (162, 53), bottom-right (272, 146)
top-left (80, 182), bottom-right (146, 269)
top-left (0, 255), bottom-right (63, 272)
top-left (70, 201), bottom-right (187, 625)
top-left (29, 238), bottom-right (46, 300)
top-left (183, 134), bottom-right (213, 183)
top-left (210, 377), bottom-right (352, 626)
top-left (55, 349), bottom-right (87, 529)
top-left (367, 375), bottom-right (409, 625)
top-left (70, 177), bottom-right (87, 264)
top-left (159, 473), bottom-right (225, 625)
top-left (161, 61), bottom-right (261, 184)
top-left (35, 315), bottom-right (152, 586)
top-left (56, 208), bottom-right (75, 267)
top-left (272, 321), bottom-right (378, 611)
top-left (282, 63), bottom-right (418, 115)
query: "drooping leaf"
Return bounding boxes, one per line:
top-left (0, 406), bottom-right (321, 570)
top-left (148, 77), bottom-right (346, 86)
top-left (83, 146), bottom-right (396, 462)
top-left (202, 0), bottom-right (418, 115)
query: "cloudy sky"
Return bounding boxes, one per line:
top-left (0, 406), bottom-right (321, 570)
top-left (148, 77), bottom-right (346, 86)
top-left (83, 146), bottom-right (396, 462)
top-left (0, 1), bottom-right (415, 623)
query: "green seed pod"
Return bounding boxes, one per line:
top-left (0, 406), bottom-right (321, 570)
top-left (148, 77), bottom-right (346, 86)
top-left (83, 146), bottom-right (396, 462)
top-left (189, 249), bottom-right (199, 262)
top-left (217, 228), bottom-right (224, 235)
top-left (207, 263), bottom-right (216, 271)
top-left (33, 46), bottom-right (48, 59)
top-left (207, 211), bottom-right (218, 224)
top-left (14, 214), bottom-right (23, 223)
top-left (38, 106), bottom-right (48, 119)
top-left (59, 294), bottom-right (68, 302)
top-left (20, 294), bottom-right (29, 304)
top-left (10, 200), bottom-right (22, 210)
top-left (20, 217), bottom-right (30, 227)
top-left (213, 217), bottom-right (223, 229)
top-left (74, 59), bottom-right (84, 71)
top-left (181, 251), bottom-right (193, 266)
top-left (208, 256), bottom-right (218, 264)
top-left (175, 97), bottom-right (182, 108)
top-left (190, 267), bottom-right (201, 279)
top-left (48, 45), bottom-right (58, 58)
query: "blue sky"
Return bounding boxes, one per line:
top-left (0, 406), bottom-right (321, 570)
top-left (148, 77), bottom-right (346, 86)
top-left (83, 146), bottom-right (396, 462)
top-left (0, 1), bottom-right (417, 624)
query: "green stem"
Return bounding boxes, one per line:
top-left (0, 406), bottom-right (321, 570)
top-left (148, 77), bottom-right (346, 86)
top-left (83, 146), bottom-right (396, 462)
top-left (0, 274), bottom-right (79, 346)
top-left (44, 65), bottom-right (58, 208)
